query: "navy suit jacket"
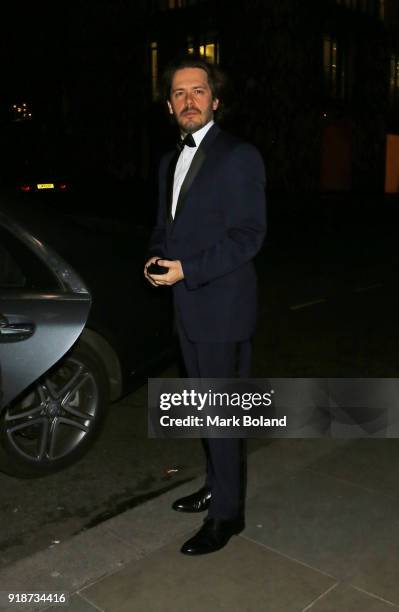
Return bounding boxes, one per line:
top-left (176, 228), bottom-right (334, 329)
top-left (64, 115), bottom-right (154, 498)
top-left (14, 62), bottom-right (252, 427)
top-left (149, 123), bottom-right (266, 342)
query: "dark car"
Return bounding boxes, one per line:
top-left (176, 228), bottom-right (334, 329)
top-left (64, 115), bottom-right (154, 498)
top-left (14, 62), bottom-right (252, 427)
top-left (16, 160), bottom-right (70, 194)
top-left (0, 121), bottom-right (73, 196)
top-left (0, 199), bottom-right (173, 478)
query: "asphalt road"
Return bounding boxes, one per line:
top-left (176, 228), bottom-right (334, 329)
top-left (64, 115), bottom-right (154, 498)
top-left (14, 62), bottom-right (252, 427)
top-left (0, 192), bottom-right (398, 568)
top-left (0, 369), bottom-right (271, 568)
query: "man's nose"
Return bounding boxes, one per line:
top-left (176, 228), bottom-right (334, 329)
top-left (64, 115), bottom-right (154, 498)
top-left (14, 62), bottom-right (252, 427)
top-left (185, 92), bottom-right (194, 106)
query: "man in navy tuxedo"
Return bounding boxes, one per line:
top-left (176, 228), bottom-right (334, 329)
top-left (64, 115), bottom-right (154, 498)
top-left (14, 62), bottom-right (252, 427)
top-left (144, 57), bottom-right (266, 555)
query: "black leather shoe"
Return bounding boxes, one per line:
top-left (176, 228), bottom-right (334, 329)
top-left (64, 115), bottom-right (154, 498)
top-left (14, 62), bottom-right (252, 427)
top-left (172, 487), bottom-right (212, 513)
top-left (181, 517), bottom-right (245, 555)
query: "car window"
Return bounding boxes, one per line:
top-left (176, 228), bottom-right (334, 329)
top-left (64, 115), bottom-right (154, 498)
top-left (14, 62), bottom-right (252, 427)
top-left (0, 240), bottom-right (25, 287)
top-left (0, 226), bottom-right (60, 291)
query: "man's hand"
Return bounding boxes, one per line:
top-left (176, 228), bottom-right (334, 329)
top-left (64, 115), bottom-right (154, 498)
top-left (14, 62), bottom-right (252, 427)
top-left (144, 256), bottom-right (162, 287)
top-left (145, 258), bottom-right (184, 287)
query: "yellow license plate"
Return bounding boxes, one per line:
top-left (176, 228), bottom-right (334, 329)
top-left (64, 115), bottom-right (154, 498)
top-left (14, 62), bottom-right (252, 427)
top-left (37, 183), bottom-right (55, 189)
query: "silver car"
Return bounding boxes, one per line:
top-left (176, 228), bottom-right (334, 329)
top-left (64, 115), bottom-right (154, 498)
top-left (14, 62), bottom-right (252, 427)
top-left (0, 203), bottom-right (173, 478)
top-left (0, 210), bottom-right (94, 477)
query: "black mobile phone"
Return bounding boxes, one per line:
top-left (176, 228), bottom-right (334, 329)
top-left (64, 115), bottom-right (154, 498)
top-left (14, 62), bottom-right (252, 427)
top-left (147, 261), bottom-right (169, 275)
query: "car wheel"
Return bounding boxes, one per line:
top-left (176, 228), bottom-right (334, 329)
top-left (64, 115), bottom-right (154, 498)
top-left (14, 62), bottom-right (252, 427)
top-left (0, 343), bottom-right (109, 478)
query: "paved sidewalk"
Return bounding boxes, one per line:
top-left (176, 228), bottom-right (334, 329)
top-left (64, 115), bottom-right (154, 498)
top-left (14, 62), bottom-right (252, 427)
top-left (1, 439), bottom-right (399, 611)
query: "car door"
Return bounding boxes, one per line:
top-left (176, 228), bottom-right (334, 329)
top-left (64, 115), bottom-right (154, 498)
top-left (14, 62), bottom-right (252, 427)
top-left (0, 212), bottom-right (91, 409)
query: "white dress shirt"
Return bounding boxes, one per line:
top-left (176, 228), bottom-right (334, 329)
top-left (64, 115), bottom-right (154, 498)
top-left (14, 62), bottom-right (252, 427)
top-left (171, 120), bottom-right (214, 219)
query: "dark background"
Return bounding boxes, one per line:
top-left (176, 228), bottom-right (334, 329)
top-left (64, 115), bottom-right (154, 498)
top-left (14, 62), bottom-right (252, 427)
top-left (1, 0), bottom-right (399, 566)
top-left (1, 0), bottom-right (399, 201)
top-left (2, 0), bottom-right (399, 377)
top-left (1, 0), bottom-right (398, 376)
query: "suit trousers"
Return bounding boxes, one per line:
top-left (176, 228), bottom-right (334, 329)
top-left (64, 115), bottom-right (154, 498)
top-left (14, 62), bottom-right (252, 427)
top-left (176, 315), bottom-right (250, 520)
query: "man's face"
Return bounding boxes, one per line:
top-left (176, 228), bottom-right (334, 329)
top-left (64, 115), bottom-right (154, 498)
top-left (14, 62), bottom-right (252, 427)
top-left (167, 67), bottom-right (219, 135)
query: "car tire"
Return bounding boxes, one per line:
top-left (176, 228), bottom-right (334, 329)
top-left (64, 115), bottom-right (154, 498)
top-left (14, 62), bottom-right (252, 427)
top-left (0, 342), bottom-right (110, 478)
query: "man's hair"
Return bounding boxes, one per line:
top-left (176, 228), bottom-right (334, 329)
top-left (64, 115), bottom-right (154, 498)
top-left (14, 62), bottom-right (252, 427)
top-left (161, 56), bottom-right (226, 104)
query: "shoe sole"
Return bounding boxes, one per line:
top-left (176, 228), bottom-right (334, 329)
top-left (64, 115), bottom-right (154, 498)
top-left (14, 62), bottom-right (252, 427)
top-left (172, 504), bottom-right (210, 513)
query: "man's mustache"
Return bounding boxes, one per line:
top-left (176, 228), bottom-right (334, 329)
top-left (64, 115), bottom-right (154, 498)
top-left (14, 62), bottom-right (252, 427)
top-left (181, 108), bottom-right (200, 116)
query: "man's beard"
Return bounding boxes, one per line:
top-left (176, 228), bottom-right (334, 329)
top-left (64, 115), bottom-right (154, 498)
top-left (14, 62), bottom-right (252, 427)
top-left (178, 108), bottom-right (212, 134)
top-left (180, 119), bottom-right (202, 134)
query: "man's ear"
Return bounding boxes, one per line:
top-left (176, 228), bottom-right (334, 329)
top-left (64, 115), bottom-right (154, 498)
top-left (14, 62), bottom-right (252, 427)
top-left (212, 98), bottom-right (220, 111)
top-left (167, 101), bottom-right (173, 115)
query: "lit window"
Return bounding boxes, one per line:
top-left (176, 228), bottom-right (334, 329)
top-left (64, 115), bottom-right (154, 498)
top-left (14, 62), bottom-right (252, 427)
top-left (201, 43), bottom-right (217, 64)
top-left (323, 35), bottom-right (348, 99)
top-left (389, 54), bottom-right (399, 105)
top-left (323, 36), bottom-right (337, 97)
top-left (337, 0), bottom-right (382, 16)
top-left (186, 38), bottom-right (219, 64)
top-left (167, 0), bottom-right (185, 8)
top-left (362, 0), bottom-right (379, 16)
top-left (187, 35), bottom-right (194, 55)
top-left (150, 41), bottom-right (158, 100)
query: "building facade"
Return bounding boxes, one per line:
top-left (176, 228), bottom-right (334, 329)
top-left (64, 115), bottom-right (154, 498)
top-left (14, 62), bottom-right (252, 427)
top-left (145, 0), bottom-right (399, 194)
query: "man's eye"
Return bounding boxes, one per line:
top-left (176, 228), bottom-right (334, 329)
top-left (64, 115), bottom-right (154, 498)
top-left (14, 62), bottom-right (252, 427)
top-left (194, 89), bottom-right (204, 95)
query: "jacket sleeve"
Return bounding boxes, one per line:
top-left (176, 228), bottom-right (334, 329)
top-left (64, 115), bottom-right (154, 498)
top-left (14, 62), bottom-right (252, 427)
top-left (181, 143), bottom-right (266, 290)
top-left (147, 154), bottom-right (170, 258)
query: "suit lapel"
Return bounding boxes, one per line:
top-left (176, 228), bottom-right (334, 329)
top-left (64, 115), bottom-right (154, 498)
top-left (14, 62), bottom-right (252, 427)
top-left (173, 147), bottom-right (206, 221)
top-left (171, 123), bottom-right (221, 224)
top-left (166, 150), bottom-right (179, 223)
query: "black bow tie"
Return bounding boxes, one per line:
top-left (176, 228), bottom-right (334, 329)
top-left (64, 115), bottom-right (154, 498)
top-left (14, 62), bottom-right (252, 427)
top-left (176, 133), bottom-right (196, 152)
